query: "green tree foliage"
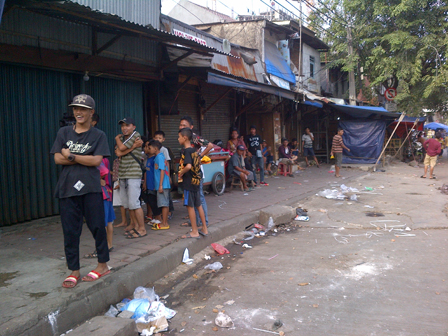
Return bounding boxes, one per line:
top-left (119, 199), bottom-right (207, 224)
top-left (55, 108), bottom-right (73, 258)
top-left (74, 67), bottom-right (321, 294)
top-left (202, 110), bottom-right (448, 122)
top-left (309, 0), bottom-right (448, 115)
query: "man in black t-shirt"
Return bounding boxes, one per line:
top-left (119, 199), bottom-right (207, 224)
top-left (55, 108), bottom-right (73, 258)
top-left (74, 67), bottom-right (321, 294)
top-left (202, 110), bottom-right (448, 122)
top-left (245, 125), bottom-right (268, 186)
top-left (51, 94), bottom-right (111, 288)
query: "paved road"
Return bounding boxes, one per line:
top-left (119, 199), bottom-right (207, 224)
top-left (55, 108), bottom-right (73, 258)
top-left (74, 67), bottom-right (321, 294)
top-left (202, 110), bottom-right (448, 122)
top-left (151, 160), bottom-right (448, 335)
top-left (2, 159), bottom-right (448, 335)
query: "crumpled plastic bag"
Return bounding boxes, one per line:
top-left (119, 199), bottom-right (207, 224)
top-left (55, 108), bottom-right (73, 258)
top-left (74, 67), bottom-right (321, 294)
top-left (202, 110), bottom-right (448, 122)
top-left (318, 189), bottom-right (346, 200)
top-left (120, 299), bottom-right (150, 319)
top-left (211, 243), bottom-right (229, 255)
top-left (204, 262), bottom-right (223, 271)
top-left (215, 312), bottom-right (234, 328)
top-left (133, 286), bottom-right (159, 303)
top-left (135, 301), bottom-right (176, 323)
top-left (182, 248), bottom-right (194, 265)
top-left (104, 305), bottom-right (119, 317)
top-left (266, 217), bottom-right (275, 232)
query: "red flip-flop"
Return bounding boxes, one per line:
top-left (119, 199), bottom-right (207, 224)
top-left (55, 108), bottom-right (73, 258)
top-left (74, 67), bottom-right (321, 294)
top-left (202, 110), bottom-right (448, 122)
top-left (62, 275), bottom-right (80, 288)
top-left (82, 270), bottom-right (111, 282)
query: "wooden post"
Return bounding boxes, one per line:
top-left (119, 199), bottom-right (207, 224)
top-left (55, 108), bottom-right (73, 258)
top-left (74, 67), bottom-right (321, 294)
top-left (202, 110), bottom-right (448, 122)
top-left (374, 113), bottom-right (405, 171)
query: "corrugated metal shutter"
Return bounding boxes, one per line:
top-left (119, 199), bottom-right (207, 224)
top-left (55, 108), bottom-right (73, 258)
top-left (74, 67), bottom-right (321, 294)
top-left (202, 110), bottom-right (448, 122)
top-left (0, 63), bottom-right (144, 226)
top-left (0, 64), bottom-right (73, 225)
top-left (87, 76), bottom-right (145, 156)
top-left (158, 87), bottom-right (198, 157)
top-left (200, 85), bottom-right (231, 145)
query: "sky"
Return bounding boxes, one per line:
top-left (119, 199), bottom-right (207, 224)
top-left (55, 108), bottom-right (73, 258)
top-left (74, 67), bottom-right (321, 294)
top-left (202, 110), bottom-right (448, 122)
top-left (161, 0), bottom-right (312, 21)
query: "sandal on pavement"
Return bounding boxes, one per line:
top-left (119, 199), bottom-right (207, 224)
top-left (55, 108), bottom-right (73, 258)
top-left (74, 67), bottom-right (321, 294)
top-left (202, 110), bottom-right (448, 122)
top-left (184, 233), bottom-right (201, 239)
top-left (420, 175), bottom-right (426, 178)
top-left (198, 230), bottom-right (208, 237)
top-left (180, 221), bottom-right (191, 227)
top-left (430, 176), bottom-right (436, 179)
top-left (124, 228), bottom-right (138, 237)
top-left (126, 231), bottom-right (147, 239)
top-left (62, 275), bottom-right (80, 288)
top-left (152, 223), bottom-right (170, 230)
top-left (82, 270), bottom-right (111, 282)
top-left (84, 250), bottom-right (98, 259)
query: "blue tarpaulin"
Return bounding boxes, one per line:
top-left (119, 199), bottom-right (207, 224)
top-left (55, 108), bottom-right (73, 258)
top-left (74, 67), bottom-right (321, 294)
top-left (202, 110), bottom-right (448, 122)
top-left (340, 120), bottom-right (387, 164)
top-left (264, 41), bottom-right (296, 84)
top-left (424, 122), bottom-right (448, 131)
top-left (0, 0), bottom-right (4, 25)
top-left (329, 104), bottom-right (400, 119)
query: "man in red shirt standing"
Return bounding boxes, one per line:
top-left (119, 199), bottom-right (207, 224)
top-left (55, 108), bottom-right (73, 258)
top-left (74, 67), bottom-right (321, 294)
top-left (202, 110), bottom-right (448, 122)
top-left (421, 132), bottom-right (442, 179)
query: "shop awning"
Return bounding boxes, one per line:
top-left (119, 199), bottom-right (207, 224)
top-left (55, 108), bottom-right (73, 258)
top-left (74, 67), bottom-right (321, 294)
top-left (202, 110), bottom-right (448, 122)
top-left (207, 72), bottom-right (296, 100)
top-left (302, 100), bottom-right (323, 108)
top-left (264, 41), bottom-right (296, 84)
top-left (328, 104), bottom-right (401, 120)
top-left (424, 122), bottom-right (448, 131)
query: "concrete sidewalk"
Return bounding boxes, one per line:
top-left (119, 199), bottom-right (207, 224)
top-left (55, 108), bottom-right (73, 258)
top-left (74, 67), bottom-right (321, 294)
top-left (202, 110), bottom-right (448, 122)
top-left (1, 160), bottom-right (447, 335)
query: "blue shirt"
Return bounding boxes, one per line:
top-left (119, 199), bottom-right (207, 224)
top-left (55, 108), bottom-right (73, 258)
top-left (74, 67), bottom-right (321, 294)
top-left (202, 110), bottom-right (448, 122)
top-left (154, 153), bottom-right (171, 189)
top-left (145, 156), bottom-right (156, 191)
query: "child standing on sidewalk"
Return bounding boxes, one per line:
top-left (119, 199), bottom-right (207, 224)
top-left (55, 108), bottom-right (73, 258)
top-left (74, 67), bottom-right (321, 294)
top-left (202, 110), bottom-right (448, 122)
top-left (142, 139), bottom-right (162, 224)
top-left (153, 131), bottom-right (175, 219)
top-left (148, 139), bottom-right (170, 230)
top-left (178, 128), bottom-right (208, 239)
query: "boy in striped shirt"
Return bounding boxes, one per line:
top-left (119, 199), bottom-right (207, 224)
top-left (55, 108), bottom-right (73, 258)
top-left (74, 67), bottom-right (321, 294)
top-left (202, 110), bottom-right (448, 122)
top-left (330, 128), bottom-right (350, 178)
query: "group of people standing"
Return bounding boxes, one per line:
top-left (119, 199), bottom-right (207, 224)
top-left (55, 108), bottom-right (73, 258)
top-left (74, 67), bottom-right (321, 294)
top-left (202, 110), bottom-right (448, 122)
top-left (52, 94), bottom-right (211, 289)
top-left (52, 94), bottom-right (353, 289)
top-left (226, 126), bottom-right (339, 189)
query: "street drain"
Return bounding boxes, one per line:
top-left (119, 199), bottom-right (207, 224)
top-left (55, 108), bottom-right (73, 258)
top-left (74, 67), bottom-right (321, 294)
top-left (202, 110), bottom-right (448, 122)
top-left (406, 193), bottom-right (423, 195)
top-left (365, 212), bottom-right (384, 217)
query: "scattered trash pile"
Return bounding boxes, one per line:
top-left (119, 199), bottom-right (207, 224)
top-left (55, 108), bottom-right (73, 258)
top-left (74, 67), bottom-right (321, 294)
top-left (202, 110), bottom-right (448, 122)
top-left (104, 286), bottom-right (176, 335)
top-left (318, 184), bottom-right (359, 200)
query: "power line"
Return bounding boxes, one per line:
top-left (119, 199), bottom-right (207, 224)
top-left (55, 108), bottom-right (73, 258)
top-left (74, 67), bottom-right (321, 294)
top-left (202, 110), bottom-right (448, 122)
top-left (261, 0), bottom-right (332, 37)
top-left (313, 0), bottom-right (349, 26)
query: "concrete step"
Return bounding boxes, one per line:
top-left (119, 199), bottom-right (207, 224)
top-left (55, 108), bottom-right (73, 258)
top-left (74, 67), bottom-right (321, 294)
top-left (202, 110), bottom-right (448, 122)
top-left (67, 316), bottom-right (137, 336)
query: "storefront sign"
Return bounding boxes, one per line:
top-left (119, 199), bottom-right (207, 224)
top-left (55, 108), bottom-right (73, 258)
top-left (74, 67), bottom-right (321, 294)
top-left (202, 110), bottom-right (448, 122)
top-left (385, 102), bottom-right (397, 111)
top-left (173, 29), bottom-right (207, 46)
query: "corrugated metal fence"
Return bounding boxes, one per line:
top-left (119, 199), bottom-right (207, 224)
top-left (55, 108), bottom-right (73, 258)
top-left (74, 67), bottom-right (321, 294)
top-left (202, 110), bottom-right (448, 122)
top-left (0, 63), bottom-right (144, 226)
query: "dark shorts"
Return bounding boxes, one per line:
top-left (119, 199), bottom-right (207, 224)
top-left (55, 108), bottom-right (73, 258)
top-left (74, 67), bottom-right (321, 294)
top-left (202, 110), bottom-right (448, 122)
top-left (265, 155), bottom-right (274, 164)
top-left (183, 189), bottom-right (201, 208)
top-left (335, 152), bottom-right (343, 167)
top-left (141, 190), bottom-right (162, 216)
top-left (103, 200), bottom-right (116, 226)
top-left (304, 147), bottom-right (315, 157)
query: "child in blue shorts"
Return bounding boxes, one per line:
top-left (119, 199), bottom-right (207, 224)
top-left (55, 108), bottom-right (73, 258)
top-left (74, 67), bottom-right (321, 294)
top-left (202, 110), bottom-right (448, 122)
top-left (148, 139), bottom-right (170, 230)
top-left (99, 158), bottom-right (115, 252)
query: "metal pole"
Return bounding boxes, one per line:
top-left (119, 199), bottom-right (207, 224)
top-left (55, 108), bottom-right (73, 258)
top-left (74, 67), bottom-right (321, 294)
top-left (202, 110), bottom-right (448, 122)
top-left (298, 0), bottom-right (303, 101)
top-left (347, 25), bottom-right (356, 106)
top-left (157, 81), bottom-right (161, 130)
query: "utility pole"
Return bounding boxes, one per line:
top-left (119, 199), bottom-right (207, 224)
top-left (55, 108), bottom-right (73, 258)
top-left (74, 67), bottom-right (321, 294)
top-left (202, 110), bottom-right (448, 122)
top-left (347, 25), bottom-right (356, 105)
top-left (298, 0), bottom-right (304, 101)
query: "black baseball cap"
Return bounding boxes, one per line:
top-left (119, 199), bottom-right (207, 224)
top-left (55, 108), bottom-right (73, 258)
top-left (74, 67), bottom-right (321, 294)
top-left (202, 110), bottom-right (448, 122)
top-left (237, 145), bottom-right (245, 151)
top-left (118, 117), bottom-right (135, 125)
top-left (69, 94), bottom-right (95, 109)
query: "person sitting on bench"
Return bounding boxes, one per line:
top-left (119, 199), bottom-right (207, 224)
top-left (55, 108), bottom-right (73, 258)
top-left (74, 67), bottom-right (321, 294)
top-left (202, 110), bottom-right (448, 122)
top-left (228, 145), bottom-right (254, 192)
